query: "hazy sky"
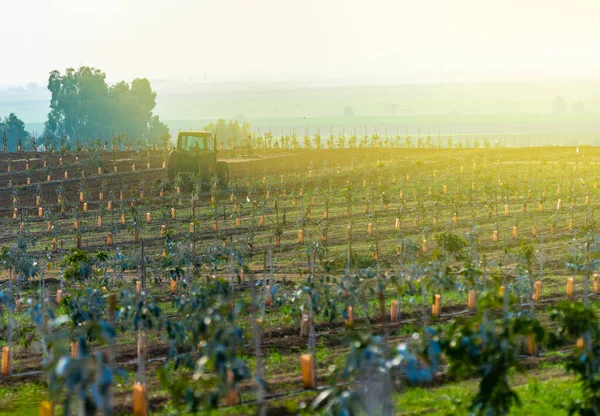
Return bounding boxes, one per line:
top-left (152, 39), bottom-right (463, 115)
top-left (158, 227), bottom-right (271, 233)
top-left (2, 0), bottom-right (599, 86)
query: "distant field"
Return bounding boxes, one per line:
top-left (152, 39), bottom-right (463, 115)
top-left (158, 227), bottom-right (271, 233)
top-left (165, 114), bottom-right (600, 146)
top-left (10, 79), bottom-right (600, 145)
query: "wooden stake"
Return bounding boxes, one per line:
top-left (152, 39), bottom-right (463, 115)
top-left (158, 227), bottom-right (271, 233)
top-left (345, 306), bottom-right (353, 326)
top-left (1, 346), bottom-right (10, 376)
top-left (133, 383), bottom-right (148, 416)
top-left (468, 290), bottom-right (477, 310)
top-left (39, 401), bottom-right (52, 416)
top-left (300, 354), bottom-right (315, 389)
top-left (527, 335), bottom-right (536, 355)
top-left (390, 300), bottom-right (399, 322)
top-left (224, 369), bottom-right (239, 405)
top-left (566, 277), bottom-right (574, 297)
top-left (533, 281), bottom-right (542, 302)
top-left (71, 341), bottom-right (78, 358)
top-left (432, 294), bottom-right (441, 317)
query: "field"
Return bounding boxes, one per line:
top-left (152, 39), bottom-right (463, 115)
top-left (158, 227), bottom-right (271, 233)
top-left (2, 143), bottom-right (600, 415)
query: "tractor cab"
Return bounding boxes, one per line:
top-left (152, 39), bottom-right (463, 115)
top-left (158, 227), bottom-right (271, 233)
top-left (167, 131), bottom-right (229, 188)
top-left (178, 131), bottom-right (215, 153)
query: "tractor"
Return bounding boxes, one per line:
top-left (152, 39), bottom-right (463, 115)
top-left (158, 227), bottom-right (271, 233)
top-left (166, 131), bottom-right (229, 188)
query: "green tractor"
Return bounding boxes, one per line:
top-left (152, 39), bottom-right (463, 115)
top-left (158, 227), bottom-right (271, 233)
top-left (166, 131), bottom-right (229, 188)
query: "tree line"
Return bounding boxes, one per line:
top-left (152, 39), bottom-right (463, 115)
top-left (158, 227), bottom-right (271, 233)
top-left (1, 66), bottom-right (170, 151)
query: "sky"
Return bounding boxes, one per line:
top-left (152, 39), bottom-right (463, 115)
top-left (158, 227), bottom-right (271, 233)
top-left (1, 0), bottom-right (599, 86)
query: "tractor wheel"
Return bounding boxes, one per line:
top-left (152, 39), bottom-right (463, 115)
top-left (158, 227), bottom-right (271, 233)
top-left (166, 154), bottom-right (178, 181)
top-left (180, 174), bottom-right (194, 192)
top-left (217, 162), bottom-right (229, 188)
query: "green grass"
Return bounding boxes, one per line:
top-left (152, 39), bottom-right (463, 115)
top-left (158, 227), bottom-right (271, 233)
top-left (396, 368), bottom-right (580, 415)
top-left (0, 370), bottom-right (582, 416)
top-left (0, 383), bottom-right (46, 416)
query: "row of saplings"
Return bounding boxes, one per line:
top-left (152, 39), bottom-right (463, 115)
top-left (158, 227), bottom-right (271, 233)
top-left (3, 243), bottom-right (600, 415)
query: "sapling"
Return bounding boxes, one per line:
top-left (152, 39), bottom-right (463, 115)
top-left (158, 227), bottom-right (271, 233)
top-left (248, 270), bottom-right (266, 416)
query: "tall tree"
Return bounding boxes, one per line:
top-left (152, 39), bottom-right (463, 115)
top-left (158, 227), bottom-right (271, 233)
top-left (204, 119), bottom-right (251, 149)
top-left (44, 66), bottom-right (169, 147)
top-left (45, 67), bottom-right (111, 141)
top-left (147, 115), bottom-right (170, 145)
top-left (0, 113), bottom-right (30, 151)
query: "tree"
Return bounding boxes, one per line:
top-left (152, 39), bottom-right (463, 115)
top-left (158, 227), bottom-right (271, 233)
top-left (0, 113), bottom-right (30, 151)
top-left (147, 115), bottom-right (170, 145)
top-left (204, 119), bottom-right (251, 149)
top-left (45, 67), bottom-right (111, 141)
top-left (573, 101), bottom-right (585, 113)
top-left (43, 66), bottom-right (169, 147)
